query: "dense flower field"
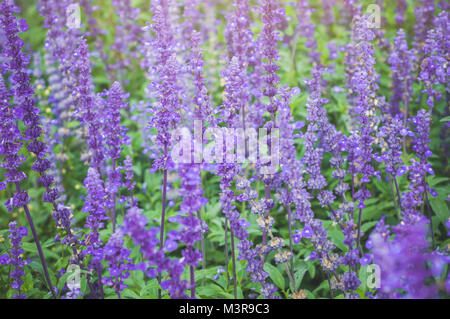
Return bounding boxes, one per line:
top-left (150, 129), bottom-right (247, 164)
top-left (0, 0), bottom-right (448, 300)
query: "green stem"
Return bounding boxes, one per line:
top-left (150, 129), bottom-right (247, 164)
top-left (15, 183), bottom-right (56, 298)
top-left (224, 218), bottom-right (230, 288)
top-left (157, 143), bottom-right (169, 299)
top-left (230, 228), bottom-right (237, 299)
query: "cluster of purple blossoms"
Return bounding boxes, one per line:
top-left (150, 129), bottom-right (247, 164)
top-left (276, 86), bottom-right (342, 295)
top-left (174, 28), bottom-right (213, 296)
top-left (52, 203), bottom-right (84, 265)
top-left (110, 0), bottom-right (142, 84)
top-left (0, 222), bottom-right (29, 299)
top-left (217, 1), bottom-right (278, 296)
top-left (224, 0), bottom-right (265, 130)
top-left (376, 116), bottom-right (411, 178)
top-left (0, 0), bottom-right (55, 208)
top-left (342, 0), bottom-right (361, 24)
top-left (35, 3), bottom-right (77, 178)
top-left (395, 0), bottom-right (408, 26)
top-left (181, 0), bottom-right (202, 39)
top-left (321, 0), bottom-right (335, 26)
top-left (0, 64), bottom-right (24, 197)
top-left (256, 2), bottom-right (285, 280)
top-left (411, 110), bottom-right (434, 163)
top-left (345, 14), bottom-right (380, 209)
top-left (101, 81), bottom-right (131, 230)
top-left (38, 0), bottom-right (77, 60)
top-left (368, 216), bottom-right (445, 298)
top-left (419, 11), bottom-right (449, 108)
top-left (82, 168), bottom-right (108, 282)
top-left (259, 0), bottom-right (283, 111)
top-left (70, 37), bottom-right (105, 168)
top-left (102, 82), bottom-right (130, 163)
top-left (120, 155), bottom-right (137, 208)
top-left (1, 1), bottom-right (58, 297)
top-left (224, 0), bottom-right (253, 62)
top-left (218, 56), bottom-right (259, 285)
top-left (0, 0), bottom-right (448, 302)
top-left (124, 206), bottom-right (188, 298)
top-left (79, 0), bottom-right (109, 76)
top-left (295, 0), bottom-right (320, 65)
top-left (414, 0), bottom-right (436, 50)
top-left (102, 229), bottom-right (133, 298)
top-left (302, 65), bottom-right (360, 296)
top-left (303, 67), bottom-right (328, 191)
top-left (38, 0), bottom-right (81, 110)
top-left (388, 29), bottom-right (416, 117)
top-left (147, 0), bottom-right (182, 172)
top-left (401, 110), bottom-right (437, 222)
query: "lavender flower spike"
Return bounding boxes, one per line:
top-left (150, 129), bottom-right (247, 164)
top-left (0, 0), bottom-right (56, 297)
top-left (0, 222), bottom-right (29, 299)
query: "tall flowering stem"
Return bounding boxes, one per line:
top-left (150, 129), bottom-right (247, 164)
top-left (388, 29), bottom-right (416, 152)
top-left (258, 0), bottom-right (283, 252)
top-left (376, 115), bottom-right (411, 209)
top-left (221, 0), bottom-right (255, 297)
top-left (102, 82), bottom-right (130, 231)
top-left (82, 168), bottom-right (108, 298)
top-left (295, 0), bottom-right (320, 65)
top-left (70, 38), bottom-right (105, 169)
top-left (414, 0), bottom-right (436, 51)
top-left (0, 1), bottom-right (56, 298)
top-left (218, 56), bottom-right (247, 298)
top-left (395, 0), bottom-right (408, 26)
top-left (0, 222), bottom-right (28, 298)
top-left (147, 0), bottom-right (182, 297)
top-left (110, 0), bottom-right (142, 84)
top-left (419, 11), bottom-right (449, 109)
top-left (224, 0), bottom-right (254, 129)
top-left (345, 15), bottom-right (380, 254)
top-left (124, 207), bottom-right (188, 298)
top-left (388, 29), bottom-right (415, 119)
top-left (69, 36), bottom-right (108, 298)
top-left (401, 110), bottom-right (438, 245)
top-left (102, 229), bottom-right (132, 298)
top-left (303, 65), bottom-right (361, 297)
top-left (175, 29), bottom-right (212, 297)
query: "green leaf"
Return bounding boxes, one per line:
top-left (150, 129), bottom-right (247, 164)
top-left (439, 116), bottom-right (450, 123)
top-left (306, 259), bottom-right (316, 279)
top-left (429, 197), bottom-right (449, 224)
top-left (122, 288), bottom-right (141, 299)
top-left (140, 279), bottom-right (160, 297)
top-left (294, 261), bottom-right (308, 291)
top-left (196, 286), bottom-right (218, 298)
top-left (327, 227), bottom-right (346, 251)
top-left (361, 221), bottom-right (378, 233)
top-left (312, 279), bottom-right (329, 295)
top-left (237, 287), bottom-right (244, 299)
top-left (22, 272), bottom-right (34, 292)
top-left (427, 176), bottom-right (450, 188)
top-left (196, 284), bottom-right (227, 299)
top-left (57, 271), bottom-right (72, 294)
top-left (80, 276), bottom-right (87, 295)
top-left (358, 265), bottom-right (369, 292)
top-left (264, 263), bottom-right (285, 290)
top-left (195, 267), bottom-right (220, 282)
